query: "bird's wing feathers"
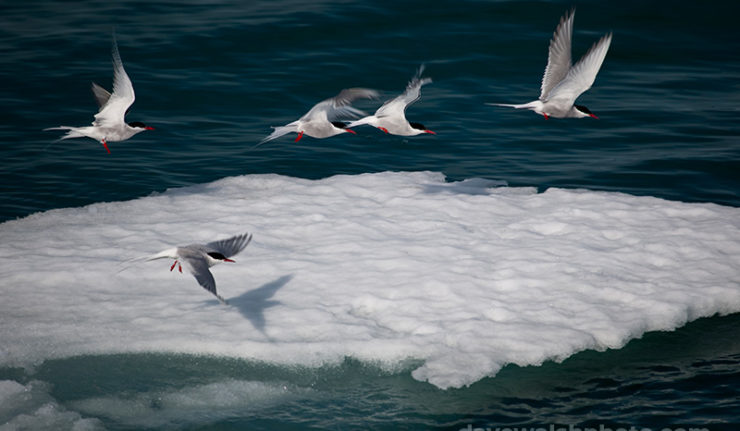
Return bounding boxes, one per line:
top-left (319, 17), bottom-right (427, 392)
top-left (206, 232), bottom-right (253, 258)
top-left (301, 88), bottom-right (378, 122)
top-left (332, 88), bottom-right (380, 107)
top-left (540, 9), bottom-right (574, 100)
top-left (92, 39), bottom-right (136, 128)
top-left (91, 82), bottom-right (112, 108)
top-left (183, 256), bottom-right (218, 295)
top-left (110, 38), bottom-right (135, 101)
top-left (546, 32), bottom-right (612, 104)
top-left (376, 66), bottom-right (432, 118)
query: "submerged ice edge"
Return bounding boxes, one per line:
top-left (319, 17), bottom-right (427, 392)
top-left (0, 380), bottom-right (105, 430)
top-left (0, 377), bottom-right (308, 430)
top-left (1, 171), bottom-right (739, 389)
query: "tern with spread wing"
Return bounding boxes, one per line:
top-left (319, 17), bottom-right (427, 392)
top-left (347, 66), bottom-right (435, 136)
top-left (45, 37), bottom-right (153, 153)
top-left (260, 88), bottom-right (379, 144)
top-left (491, 9), bottom-right (612, 119)
top-left (146, 233), bottom-right (253, 304)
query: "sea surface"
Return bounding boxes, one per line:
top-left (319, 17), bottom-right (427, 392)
top-left (1, 0), bottom-right (739, 430)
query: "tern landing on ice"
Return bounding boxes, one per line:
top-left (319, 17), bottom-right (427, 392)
top-left (259, 88), bottom-right (379, 144)
top-left (44, 38), bottom-right (153, 153)
top-left (491, 9), bottom-right (612, 119)
top-left (347, 66), bottom-right (435, 136)
top-left (146, 233), bottom-right (253, 304)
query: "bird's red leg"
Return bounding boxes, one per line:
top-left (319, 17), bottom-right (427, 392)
top-left (379, 127), bottom-right (389, 134)
top-left (543, 113), bottom-right (549, 120)
top-left (178, 263), bottom-right (183, 273)
top-left (295, 131), bottom-right (304, 142)
top-left (101, 138), bottom-right (111, 153)
top-left (170, 260), bottom-right (178, 271)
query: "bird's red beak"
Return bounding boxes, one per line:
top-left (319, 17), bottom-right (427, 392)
top-left (224, 258), bottom-right (235, 263)
top-left (589, 114), bottom-right (599, 119)
top-left (425, 130), bottom-right (436, 135)
top-left (344, 128), bottom-right (356, 134)
top-left (145, 126), bottom-right (155, 130)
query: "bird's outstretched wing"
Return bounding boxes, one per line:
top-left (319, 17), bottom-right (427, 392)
top-left (93, 37), bottom-right (136, 128)
top-left (206, 232), bottom-right (253, 258)
top-left (182, 256), bottom-right (218, 295)
top-left (301, 88), bottom-right (379, 123)
top-left (546, 32), bottom-right (612, 105)
top-left (91, 82), bottom-right (112, 108)
top-left (375, 65), bottom-right (432, 119)
top-left (540, 9), bottom-right (574, 101)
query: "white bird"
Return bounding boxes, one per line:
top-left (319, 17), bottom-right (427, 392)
top-left (491, 9), bottom-right (612, 119)
top-left (44, 38), bottom-right (153, 153)
top-left (259, 88), bottom-right (379, 144)
top-left (146, 233), bottom-right (253, 304)
top-left (347, 66), bottom-right (435, 136)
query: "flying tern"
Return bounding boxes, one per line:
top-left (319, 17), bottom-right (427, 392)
top-left (347, 66), bottom-right (435, 136)
top-left (259, 88), bottom-right (379, 144)
top-left (45, 38), bottom-right (153, 153)
top-left (491, 9), bottom-right (612, 119)
top-left (146, 233), bottom-right (253, 304)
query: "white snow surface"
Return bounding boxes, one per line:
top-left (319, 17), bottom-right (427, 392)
top-left (1, 171), bottom-right (739, 389)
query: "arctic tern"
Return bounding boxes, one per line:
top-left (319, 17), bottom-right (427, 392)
top-left (146, 233), bottom-right (253, 304)
top-left (347, 66), bottom-right (435, 136)
top-left (491, 9), bottom-right (612, 119)
top-left (260, 88), bottom-right (379, 144)
top-left (45, 38), bottom-right (153, 153)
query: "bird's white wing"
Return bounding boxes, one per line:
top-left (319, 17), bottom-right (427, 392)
top-left (375, 66), bottom-right (432, 118)
top-left (540, 9), bottom-right (574, 100)
top-left (332, 88), bottom-right (379, 105)
top-left (301, 88), bottom-right (378, 122)
top-left (546, 32), bottom-right (612, 104)
top-left (299, 99), bottom-right (334, 123)
top-left (206, 232), bottom-right (253, 258)
top-left (93, 39), bottom-right (136, 128)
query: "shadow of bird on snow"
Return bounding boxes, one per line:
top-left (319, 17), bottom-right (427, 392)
top-left (226, 274), bottom-right (293, 336)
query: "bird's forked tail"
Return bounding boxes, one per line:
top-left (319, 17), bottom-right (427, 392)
top-left (486, 101), bottom-right (543, 111)
top-left (254, 122), bottom-right (300, 148)
top-left (43, 126), bottom-right (86, 140)
top-left (346, 115), bottom-right (377, 129)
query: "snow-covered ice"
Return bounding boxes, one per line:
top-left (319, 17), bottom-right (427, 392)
top-left (1, 171), bottom-right (739, 388)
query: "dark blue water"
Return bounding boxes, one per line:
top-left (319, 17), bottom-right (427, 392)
top-left (1, 0), bottom-right (739, 429)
